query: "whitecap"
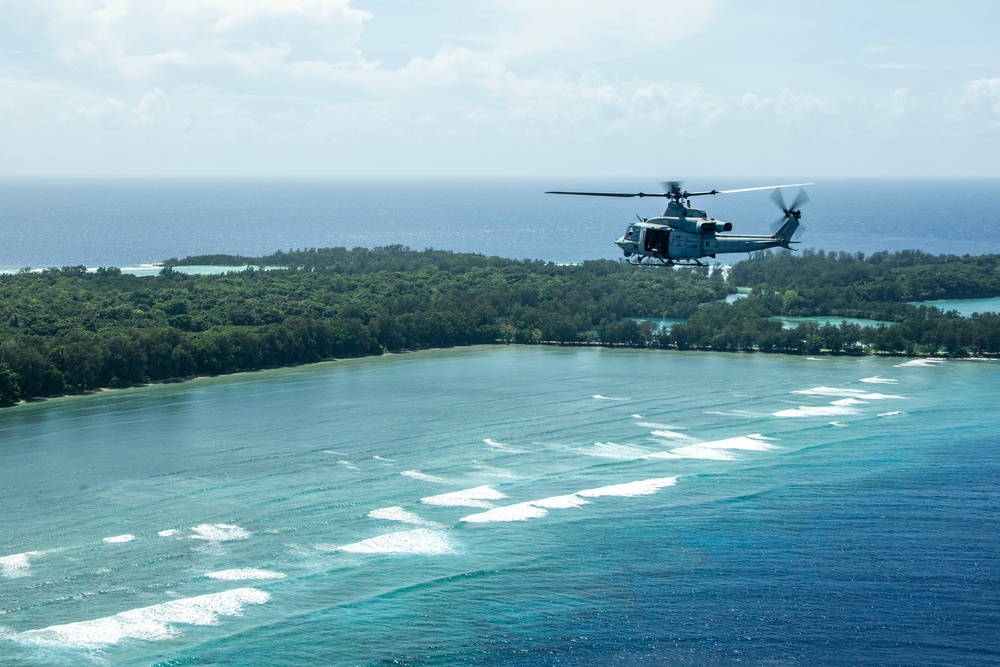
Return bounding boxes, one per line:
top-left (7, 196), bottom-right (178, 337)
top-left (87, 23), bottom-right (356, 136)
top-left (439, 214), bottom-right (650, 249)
top-left (773, 405), bottom-right (859, 418)
top-left (368, 506), bottom-right (437, 526)
top-left (421, 485), bottom-right (507, 508)
top-left (829, 421), bottom-right (848, 427)
top-left (460, 503), bottom-right (549, 523)
top-left (894, 358), bottom-right (945, 367)
top-left (860, 376), bottom-right (897, 384)
top-left (372, 455), bottom-right (393, 462)
top-left (530, 494), bottom-right (589, 509)
top-left (577, 477), bottom-right (678, 498)
top-left (592, 395), bottom-right (629, 401)
top-left (635, 422), bottom-right (683, 430)
top-left (878, 411), bottom-right (904, 417)
top-left (578, 442), bottom-right (650, 459)
top-left (471, 465), bottom-right (516, 479)
top-left (402, 470), bottom-right (449, 484)
top-left (460, 493), bottom-right (589, 523)
top-left (337, 460), bottom-right (358, 470)
top-left (831, 398), bottom-right (867, 406)
top-left (158, 529), bottom-right (178, 537)
top-left (657, 445), bottom-right (736, 461)
top-left (650, 434), bottom-right (777, 459)
top-left (189, 524), bottom-right (251, 542)
top-left (205, 568), bottom-right (286, 581)
top-left (483, 438), bottom-right (527, 453)
top-left (18, 588), bottom-right (269, 649)
top-left (793, 386), bottom-right (902, 400)
top-left (103, 534), bottom-right (136, 544)
top-left (335, 528), bottom-right (455, 555)
top-left (1, 552), bottom-right (38, 579)
top-left (649, 429), bottom-right (697, 441)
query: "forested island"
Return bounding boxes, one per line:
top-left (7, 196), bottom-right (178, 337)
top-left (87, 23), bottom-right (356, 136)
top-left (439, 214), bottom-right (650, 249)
top-left (2, 246), bottom-right (999, 406)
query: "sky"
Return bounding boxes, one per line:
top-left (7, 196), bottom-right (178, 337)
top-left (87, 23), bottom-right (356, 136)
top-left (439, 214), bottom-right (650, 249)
top-left (1, 0), bottom-right (998, 178)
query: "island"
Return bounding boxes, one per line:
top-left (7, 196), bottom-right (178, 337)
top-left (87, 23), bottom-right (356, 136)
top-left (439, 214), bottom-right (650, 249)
top-left (2, 246), bottom-right (998, 407)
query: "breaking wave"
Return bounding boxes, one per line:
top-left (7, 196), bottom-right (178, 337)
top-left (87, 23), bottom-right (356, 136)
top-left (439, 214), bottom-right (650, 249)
top-left (16, 588), bottom-right (269, 649)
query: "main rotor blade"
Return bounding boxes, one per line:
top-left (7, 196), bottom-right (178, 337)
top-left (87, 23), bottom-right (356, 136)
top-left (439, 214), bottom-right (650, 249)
top-left (717, 183), bottom-right (814, 195)
top-left (545, 191), bottom-right (669, 198)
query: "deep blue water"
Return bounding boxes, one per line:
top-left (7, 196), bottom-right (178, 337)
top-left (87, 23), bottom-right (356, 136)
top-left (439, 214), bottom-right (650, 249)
top-left (2, 177), bottom-right (999, 269)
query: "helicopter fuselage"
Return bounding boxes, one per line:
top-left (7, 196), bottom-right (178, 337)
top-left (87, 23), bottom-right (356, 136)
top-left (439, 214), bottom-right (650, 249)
top-left (614, 201), bottom-right (799, 265)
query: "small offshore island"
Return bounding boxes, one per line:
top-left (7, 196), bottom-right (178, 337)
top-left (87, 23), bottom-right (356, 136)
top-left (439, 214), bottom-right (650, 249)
top-left (1, 246), bottom-right (999, 407)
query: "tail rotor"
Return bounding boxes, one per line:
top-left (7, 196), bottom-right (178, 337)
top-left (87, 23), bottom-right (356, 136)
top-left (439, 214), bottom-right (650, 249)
top-left (769, 187), bottom-right (810, 245)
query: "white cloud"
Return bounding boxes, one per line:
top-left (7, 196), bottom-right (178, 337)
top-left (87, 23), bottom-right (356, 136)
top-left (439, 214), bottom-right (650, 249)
top-left (43, 0), bottom-right (372, 76)
top-left (58, 87), bottom-right (167, 125)
top-left (964, 77), bottom-right (1000, 130)
top-left (489, 0), bottom-right (719, 61)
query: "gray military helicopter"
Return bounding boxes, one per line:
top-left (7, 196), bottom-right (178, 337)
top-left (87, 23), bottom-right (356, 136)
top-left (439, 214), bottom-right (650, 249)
top-left (546, 181), bottom-right (812, 266)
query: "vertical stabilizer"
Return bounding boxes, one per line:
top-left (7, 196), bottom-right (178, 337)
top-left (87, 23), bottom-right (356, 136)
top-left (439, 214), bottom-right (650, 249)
top-left (772, 216), bottom-right (800, 248)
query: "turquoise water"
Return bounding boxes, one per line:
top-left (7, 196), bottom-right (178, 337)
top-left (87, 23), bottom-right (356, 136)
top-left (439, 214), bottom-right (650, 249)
top-left (2, 347), bottom-right (998, 665)
top-left (911, 297), bottom-right (1000, 317)
top-left (769, 315), bottom-right (891, 329)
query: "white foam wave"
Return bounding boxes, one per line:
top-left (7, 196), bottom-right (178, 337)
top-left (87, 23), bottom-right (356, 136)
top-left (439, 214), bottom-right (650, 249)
top-left (635, 422), bottom-right (682, 430)
top-left (631, 414), bottom-right (643, 419)
top-left (577, 477), bottom-right (678, 498)
top-left (579, 442), bottom-right (650, 459)
top-left (402, 470), bottom-right (450, 484)
top-left (189, 524), bottom-right (251, 542)
top-left (658, 445), bottom-right (736, 461)
top-left (460, 493), bottom-right (589, 523)
top-left (18, 588), bottom-right (269, 649)
top-left (829, 421), bottom-right (848, 427)
top-left (878, 411), bottom-right (904, 417)
top-left (1, 552), bottom-right (38, 579)
top-left (337, 460), bottom-right (358, 470)
top-left (649, 434), bottom-right (777, 459)
top-left (860, 376), bottom-right (897, 384)
top-left (205, 568), bottom-right (286, 581)
top-left (158, 529), bottom-right (178, 537)
top-left (773, 405), bottom-right (859, 418)
top-left (460, 503), bottom-right (549, 523)
top-left (103, 534), bottom-right (136, 544)
top-left (831, 398), bottom-right (867, 406)
top-left (471, 465), bottom-right (517, 479)
top-left (483, 438), bottom-right (527, 453)
top-left (421, 485), bottom-right (507, 508)
top-left (335, 528), bottom-right (455, 555)
top-left (650, 429), bottom-right (696, 441)
top-left (592, 395), bottom-right (629, 401)
top-left (793, 386), bottom-right (902, 400)
top-left (372, 455), bottom-right (393, 461)
top-left (530, 494), bottom-right (589, 509)
top-left (895, 358), bottom-right (945, 367)
top-left (368, 506), bottom-right (437, 526)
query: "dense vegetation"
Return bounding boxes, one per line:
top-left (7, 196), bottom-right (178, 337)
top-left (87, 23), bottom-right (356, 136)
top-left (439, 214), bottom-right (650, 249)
top-left (665, 249), bottom-right (1000, 355)
top-left (2, 246), bottom-right (998, 408)
top-left (0, 246), bottom-right (726, 406)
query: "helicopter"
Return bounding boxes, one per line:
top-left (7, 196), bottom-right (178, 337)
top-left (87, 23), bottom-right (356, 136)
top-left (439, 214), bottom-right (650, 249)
top-left (546, 181), bottom-right (813, 266)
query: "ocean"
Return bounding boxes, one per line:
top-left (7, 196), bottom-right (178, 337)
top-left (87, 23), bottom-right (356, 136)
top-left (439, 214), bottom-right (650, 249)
top-left (1, 179), bottom-right (1000, 665)
top-left (2, 177), bottom-right (1000, 269)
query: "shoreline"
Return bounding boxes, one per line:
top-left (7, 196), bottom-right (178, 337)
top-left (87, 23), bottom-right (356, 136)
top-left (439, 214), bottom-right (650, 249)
top-left (7, 343), bottom-right (996, 411)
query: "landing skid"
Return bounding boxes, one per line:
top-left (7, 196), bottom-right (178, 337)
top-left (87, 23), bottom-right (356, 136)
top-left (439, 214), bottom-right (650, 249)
top-left (626, 255), bottom-right (704, 267)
